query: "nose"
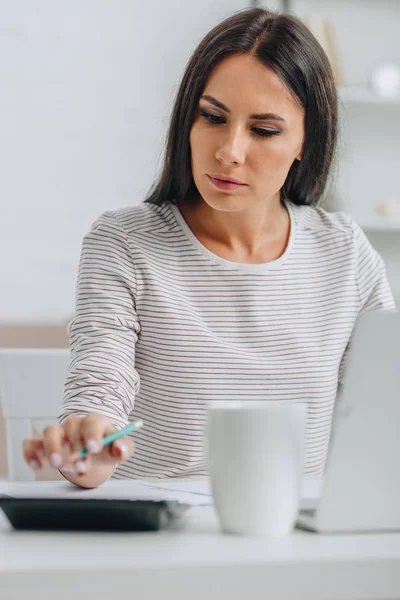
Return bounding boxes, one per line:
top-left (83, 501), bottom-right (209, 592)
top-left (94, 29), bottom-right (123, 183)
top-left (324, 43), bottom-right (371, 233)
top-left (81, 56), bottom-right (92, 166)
top-left (215, 128), bottom-right (248, 165)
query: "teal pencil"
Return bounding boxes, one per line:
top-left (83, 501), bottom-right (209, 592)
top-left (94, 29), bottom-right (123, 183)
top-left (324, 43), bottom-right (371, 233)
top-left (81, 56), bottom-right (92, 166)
top-left (76, 419), bottom-right (144, 460)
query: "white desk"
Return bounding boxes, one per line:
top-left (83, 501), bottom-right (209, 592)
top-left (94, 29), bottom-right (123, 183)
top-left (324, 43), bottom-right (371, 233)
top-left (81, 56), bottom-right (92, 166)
top-left (1, 479), bottom-right (400, 600)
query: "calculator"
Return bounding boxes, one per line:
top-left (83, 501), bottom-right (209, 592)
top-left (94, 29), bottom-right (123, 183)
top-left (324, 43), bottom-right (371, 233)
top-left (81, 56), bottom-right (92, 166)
top-left (0, 494), bottom-right (190, 532)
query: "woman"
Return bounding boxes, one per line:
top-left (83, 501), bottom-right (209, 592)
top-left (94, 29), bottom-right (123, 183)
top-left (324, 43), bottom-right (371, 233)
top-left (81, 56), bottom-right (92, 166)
top-left (23, 7), bottom-right (395, 488)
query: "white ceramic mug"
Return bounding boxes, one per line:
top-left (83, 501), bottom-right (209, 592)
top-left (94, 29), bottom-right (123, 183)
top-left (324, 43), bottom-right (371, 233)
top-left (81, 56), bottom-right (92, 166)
top-left (206, 400), bottom-right (306, 537)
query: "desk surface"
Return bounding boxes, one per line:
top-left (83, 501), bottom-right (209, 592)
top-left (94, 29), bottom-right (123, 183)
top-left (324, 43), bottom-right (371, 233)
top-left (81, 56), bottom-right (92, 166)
top-left (1, 479), bottom-right (400, 600)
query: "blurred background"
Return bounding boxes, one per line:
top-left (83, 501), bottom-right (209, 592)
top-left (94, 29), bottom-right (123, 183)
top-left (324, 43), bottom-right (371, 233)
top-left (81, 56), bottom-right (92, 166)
top-left (0, 0), bottom-right (399, 478)
top-left (1, 0), bottom-right (399, 325)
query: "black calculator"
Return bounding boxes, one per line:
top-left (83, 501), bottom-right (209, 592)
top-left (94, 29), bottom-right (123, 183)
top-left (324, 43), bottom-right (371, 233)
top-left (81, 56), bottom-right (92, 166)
top-left (0, 494), bottom-right (190, 532)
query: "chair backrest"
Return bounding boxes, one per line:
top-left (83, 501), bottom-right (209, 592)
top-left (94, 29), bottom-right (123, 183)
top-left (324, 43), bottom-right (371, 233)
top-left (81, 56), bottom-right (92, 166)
top-left (0, 348), bottom-right (71, 481)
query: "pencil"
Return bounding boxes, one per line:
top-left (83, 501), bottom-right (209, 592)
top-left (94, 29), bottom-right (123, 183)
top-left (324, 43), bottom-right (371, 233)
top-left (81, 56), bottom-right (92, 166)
top-left (76, 419), bottom-right (144, 460)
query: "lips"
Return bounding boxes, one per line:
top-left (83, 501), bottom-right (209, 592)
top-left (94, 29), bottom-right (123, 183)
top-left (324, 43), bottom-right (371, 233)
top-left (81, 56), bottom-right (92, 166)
top-left (207, 174), bottom-right (246, 185)
top-left (207, 175), bottom-right (247, 191)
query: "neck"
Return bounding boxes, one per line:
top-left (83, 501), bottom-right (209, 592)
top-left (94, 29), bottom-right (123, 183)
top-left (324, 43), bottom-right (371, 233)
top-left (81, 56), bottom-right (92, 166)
top-left (180, 193), bottom-right (289, 258)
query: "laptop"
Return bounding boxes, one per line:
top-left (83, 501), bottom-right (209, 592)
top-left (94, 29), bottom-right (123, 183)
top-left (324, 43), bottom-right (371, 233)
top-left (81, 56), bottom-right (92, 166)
top-left (296, 309), bottom-right (400, 534)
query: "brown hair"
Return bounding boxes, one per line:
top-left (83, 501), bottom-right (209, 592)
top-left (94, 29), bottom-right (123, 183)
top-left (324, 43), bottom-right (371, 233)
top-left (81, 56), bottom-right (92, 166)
top-left (145, 7), bottom-right (339, 207)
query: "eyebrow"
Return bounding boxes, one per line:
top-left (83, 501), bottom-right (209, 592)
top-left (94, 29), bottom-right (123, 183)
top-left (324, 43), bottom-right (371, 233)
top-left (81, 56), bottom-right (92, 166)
top-left (200, 95), bottom-right (286, 122)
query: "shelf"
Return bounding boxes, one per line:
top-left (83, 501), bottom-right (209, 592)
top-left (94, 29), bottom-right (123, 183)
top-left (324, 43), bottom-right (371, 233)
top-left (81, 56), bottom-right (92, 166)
top-left (339, 87), bottom-right (400, 105)
top-left (352, 216), bottom-right (400, 231)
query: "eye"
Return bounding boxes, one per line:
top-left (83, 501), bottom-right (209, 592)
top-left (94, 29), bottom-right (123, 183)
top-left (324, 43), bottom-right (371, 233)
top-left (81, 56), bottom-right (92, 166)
top-left (252, 128), bottom-right (280, 138)
top-left (199, 110), bottom-right (280, 138)
top-left (199, 110), bottom-right (225, 125)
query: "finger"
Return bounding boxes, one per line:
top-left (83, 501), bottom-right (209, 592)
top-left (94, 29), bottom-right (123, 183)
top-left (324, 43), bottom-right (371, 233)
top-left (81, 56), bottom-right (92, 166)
top-left (64, 437), bottom-right (135, 475)
top-left (42, 424), bottom-right (69, 469)
top-left (63, 415), bottom-right (87, 456)
top-left (58, 415), bottom-right (92, 474)
top-left (110, 437), bottom-right (135, 463)
top-left (61, 455), bottom-right (93, 476)
top-left (88, 437), bottom-right (135, 466)
top-left (69, 413), bottom-right (117, 463)
top-left (23, 438), bottom-right (45, 470)
top-left (71, 437), bottom-right (135, 467)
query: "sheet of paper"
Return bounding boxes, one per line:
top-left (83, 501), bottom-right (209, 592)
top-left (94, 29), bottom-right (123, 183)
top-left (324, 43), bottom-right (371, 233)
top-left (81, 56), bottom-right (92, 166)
top-left (0, 476), bottom-right (322, 509)
top-left (0, 479), bottom-right (211, 506)
top-left (140, 477), bottom-right (322, 498)
top-left (139, 478), bottom-right (211, 497)
top-left (139, 477), bottom-right (322, 509)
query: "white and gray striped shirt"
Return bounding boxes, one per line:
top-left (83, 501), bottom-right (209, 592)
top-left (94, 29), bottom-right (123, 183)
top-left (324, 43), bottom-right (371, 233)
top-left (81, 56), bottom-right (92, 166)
top-left (58, 198), bottom-right (396, 477)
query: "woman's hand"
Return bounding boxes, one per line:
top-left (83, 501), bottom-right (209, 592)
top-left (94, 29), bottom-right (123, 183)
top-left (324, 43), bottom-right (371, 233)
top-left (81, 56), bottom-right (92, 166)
top-left (22, 413), bottom-right (135, 476)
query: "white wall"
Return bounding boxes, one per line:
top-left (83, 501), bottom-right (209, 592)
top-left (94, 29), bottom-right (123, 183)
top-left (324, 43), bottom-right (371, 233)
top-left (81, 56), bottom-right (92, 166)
top-left (288, 0), bottom-right (400, 303)
top-left (1, 1), bottom-right (398, 321)
top-left (1, 0), bottom-right (264, 321)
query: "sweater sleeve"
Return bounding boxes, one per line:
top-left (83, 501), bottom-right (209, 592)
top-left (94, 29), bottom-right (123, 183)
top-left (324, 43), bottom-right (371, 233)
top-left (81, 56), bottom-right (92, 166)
top-left (57, 211), bottom-right (141, 431)
top-left (338, 221), bottom-right (397, 384)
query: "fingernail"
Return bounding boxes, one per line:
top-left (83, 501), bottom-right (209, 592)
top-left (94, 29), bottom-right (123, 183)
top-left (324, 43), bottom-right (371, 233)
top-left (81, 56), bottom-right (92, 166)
top-left (74, 460), bottom-right (88, 474)
top-left (49, 452), bottom-right (63, 468)
top-left (86, 439), bottom-right (101, 454)
top-left (116, 442), bottom-right (129, 459)
top-left (29, 459), bottom-right (40, 470)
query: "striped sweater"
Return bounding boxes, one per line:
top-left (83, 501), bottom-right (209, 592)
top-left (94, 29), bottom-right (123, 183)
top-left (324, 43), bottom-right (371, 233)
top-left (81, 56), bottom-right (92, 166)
top-left (58, 198), bottom-right (396, 477)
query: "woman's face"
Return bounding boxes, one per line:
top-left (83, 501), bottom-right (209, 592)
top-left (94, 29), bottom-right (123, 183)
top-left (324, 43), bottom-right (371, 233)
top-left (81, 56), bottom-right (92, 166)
top-left (189, 53), bottom-right (305, 213)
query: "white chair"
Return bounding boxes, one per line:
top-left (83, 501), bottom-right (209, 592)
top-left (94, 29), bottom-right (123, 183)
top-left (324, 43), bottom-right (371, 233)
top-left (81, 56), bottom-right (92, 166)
top-left (0, 348), bottom-right (71, 481)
